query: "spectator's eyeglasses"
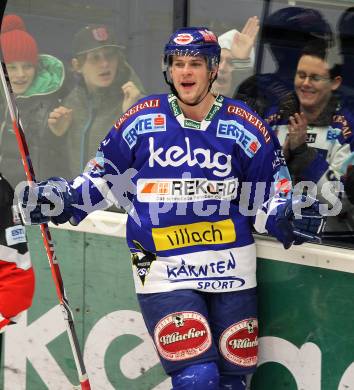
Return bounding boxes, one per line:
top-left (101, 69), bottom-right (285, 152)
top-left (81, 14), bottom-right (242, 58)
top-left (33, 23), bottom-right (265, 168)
top-left (296, 71), bottom-right (331, 83)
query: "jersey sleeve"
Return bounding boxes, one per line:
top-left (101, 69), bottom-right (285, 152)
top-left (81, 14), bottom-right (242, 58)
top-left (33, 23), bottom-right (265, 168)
top-left (248, 131), bottom-right (292, 236)
top-left (228, 102), bottom-right (292, 237)
top-left (69, 109), bottom-right (137, 223)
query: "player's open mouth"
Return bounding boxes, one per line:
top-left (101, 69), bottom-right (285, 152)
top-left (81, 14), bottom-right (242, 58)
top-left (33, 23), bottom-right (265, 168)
top-left (181, 82), bottom-right (195, 88)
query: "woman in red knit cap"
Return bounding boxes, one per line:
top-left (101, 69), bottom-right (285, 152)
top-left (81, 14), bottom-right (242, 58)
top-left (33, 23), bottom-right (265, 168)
top-left (1, 14), bottom-right (38, 95)
top-left (0, 14), bottom-right (70, 188)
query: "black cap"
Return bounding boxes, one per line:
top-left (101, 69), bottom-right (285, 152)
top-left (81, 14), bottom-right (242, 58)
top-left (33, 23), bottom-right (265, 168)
top-left (72, 25), bottom-right (123, 55)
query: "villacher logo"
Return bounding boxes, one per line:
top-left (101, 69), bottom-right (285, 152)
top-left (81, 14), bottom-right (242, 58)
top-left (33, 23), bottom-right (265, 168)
top-left (219, 318), bottom-right (258, 367)
top-left (154, 311), bottom-right (212, 361)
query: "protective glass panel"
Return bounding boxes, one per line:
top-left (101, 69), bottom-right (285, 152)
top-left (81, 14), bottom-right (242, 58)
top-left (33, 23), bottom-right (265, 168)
top-left (0, 0), bottom-right (171, 186)
top-left (190, 0), bottom-right (354, 247)
top-left (1, 0), bottom-right (354, 248)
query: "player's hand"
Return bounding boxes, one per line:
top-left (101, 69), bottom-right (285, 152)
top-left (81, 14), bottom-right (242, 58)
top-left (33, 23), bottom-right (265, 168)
top-left (122, 81), bottom-right (142, 112)
top-left (18, 177), bottom-right (78, 225)
top-left (288, 112), bottom-right (308, 150)
top-left (231, 16), bottom-right (260, 60)
top-left (48, 106), bottom-right (73, 136)
top-left (274, 195), bottom-right (326, 249)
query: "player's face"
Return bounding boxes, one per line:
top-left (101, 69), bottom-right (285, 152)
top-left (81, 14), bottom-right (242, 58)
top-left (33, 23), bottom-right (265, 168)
top-left (295, 55), bottom-right (341, 112)
top-left (79, 47), bottom-right (119, 91)
top-left (212, 48), bottom-right (233, 96)
top-left (170, 55), bottom-right (214, 104)
top-left (6, 62), bottom-right (36, 95)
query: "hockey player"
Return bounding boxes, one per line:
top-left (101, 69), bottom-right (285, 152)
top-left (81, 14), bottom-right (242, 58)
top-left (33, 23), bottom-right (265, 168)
top-left (18, 27), bottom-right (325, 389)
top-left (0, 173), bottom-right (34, 332)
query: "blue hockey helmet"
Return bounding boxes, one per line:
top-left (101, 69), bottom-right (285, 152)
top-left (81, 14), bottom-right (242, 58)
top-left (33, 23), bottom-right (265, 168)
top-left (163, 27), bottom-right (221, 74)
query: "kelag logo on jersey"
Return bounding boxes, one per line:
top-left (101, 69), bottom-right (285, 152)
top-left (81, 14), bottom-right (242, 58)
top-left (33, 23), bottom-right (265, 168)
top-left (123, 114), bottom-right (166, 148)
top-left (217, 120), bottom-right (261, 158)
top-left (149, 137), bottom-right (232, 177)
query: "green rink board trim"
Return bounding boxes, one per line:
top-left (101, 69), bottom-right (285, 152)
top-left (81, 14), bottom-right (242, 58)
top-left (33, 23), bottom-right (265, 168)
top-left (254, 258), bottom-right (354, 390)
top-left (1, 226), bottom-right (354, 389)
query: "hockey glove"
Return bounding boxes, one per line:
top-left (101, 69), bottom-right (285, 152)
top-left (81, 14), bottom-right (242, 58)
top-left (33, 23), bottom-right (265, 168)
top-left (274, 195), bottom-right (326, 249)
top-left (19, 177), bottom-right (78, 225)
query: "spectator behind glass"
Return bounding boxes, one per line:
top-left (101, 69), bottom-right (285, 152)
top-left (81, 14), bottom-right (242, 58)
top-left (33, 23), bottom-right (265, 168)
top-left (338, 7), bottom-right (354, 101)
top-left (234, 7), bottom-right (333, 118)
top-left (0, 14), bottom-right (69, 188)
top-left (264, 39), bottom-right (354, 230)
top-left (48, 25), bottom-right (145, 178)
top-left (212, 16), bottom-right (259, 97)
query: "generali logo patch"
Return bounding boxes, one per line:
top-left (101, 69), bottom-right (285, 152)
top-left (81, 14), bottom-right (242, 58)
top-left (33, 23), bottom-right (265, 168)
top-left (154, 311), bottom-right (212, 361)
top-left (114, 99), bottom-right (160, 129)
top-left (219, 318), bottom-right (258, 367)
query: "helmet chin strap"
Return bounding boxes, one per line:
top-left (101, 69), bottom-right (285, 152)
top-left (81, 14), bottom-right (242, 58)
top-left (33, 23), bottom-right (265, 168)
top-left (165, 71), bottom-right (217, 107)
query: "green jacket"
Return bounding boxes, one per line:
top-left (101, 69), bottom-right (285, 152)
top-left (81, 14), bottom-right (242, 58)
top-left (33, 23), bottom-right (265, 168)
top-left (0, 54), bottom-right (68, 187)
top-left (62, 57), bottom-right (145, 178)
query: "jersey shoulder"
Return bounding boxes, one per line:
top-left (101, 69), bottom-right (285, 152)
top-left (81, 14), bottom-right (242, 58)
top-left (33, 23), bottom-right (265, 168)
top-left (220, 96), bottom-right (273, 146)
top-left (333, 100), bottom-right (354, 144)
top-left (113, 93), bottom-right (168, 131)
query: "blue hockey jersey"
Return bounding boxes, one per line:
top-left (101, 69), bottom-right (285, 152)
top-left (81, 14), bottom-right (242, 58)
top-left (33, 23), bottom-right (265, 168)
top-left (70, 94), bottom-right (290, 294)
